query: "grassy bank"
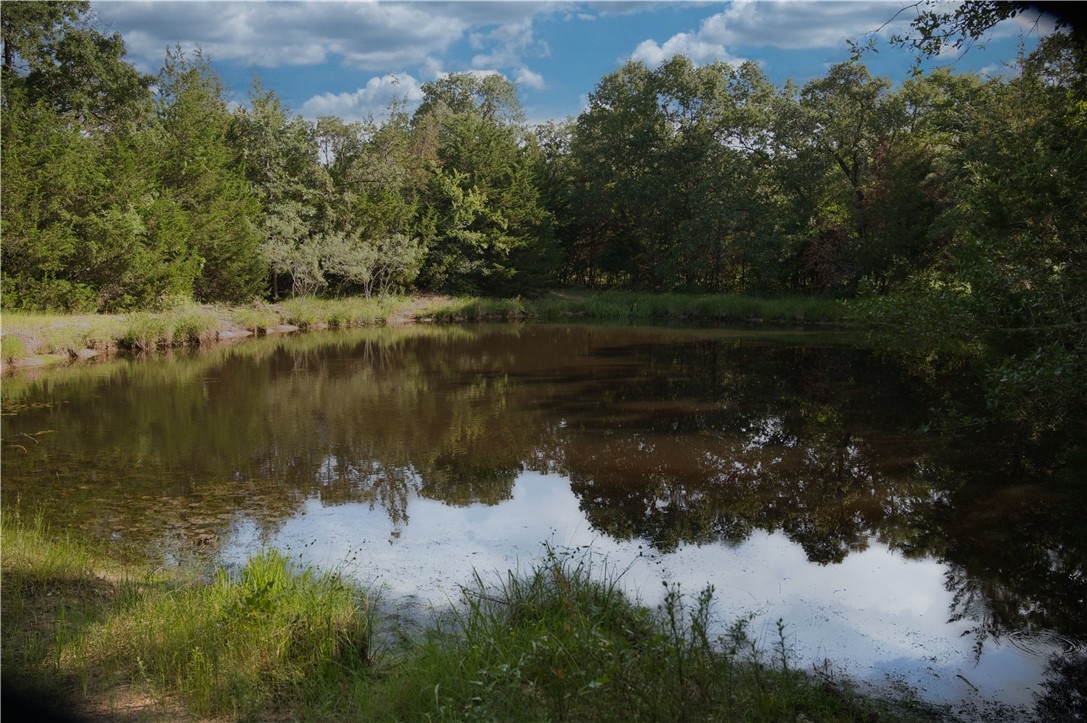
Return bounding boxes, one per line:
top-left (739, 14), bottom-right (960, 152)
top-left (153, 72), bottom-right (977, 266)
top-left (1, 511), bottom-right (935, 722)
top-left (1, 291), bottom-right (847, 368)
top-left (420, 290), bottom-right (846, 324)
top-left (0, 296), bottom-right (425, 366)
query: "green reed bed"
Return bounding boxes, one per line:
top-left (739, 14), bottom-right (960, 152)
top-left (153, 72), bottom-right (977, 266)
top-left (227, 300), bottom-right (282, 334)
top-left (526, 291), bottom-right (847, 324)
top-left (420, 296), bottom-right (529, 322)
top-left (280, 295), bottom-right (419, 329)
top-left (367, 547), bottom-right (897, 723)
top-left (2, 513), bottom-right (935, 722)
top-left (1, 296), bottom-right (420, 365)
top-left (0, 311), bottom-right (125, 362)
top-left (118, 304), bottom-right (222, 350)
top-left (2, 292), bottom-right (845, 366)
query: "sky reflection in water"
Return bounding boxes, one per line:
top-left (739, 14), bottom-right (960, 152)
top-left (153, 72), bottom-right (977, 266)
top-left (4, 323), bottom-right (1082, 715)
top-left (223, 469), bottom-right (1052, 710)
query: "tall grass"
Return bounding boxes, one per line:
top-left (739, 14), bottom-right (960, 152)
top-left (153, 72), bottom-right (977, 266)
top-left (280, 295), bottom-right (408, 329)
top-left (3, 515), bottom-right (938, 721)
top-left (2, 291), bottom-right (845, 367)
top-left (524, 290), bottom-right (846, 324)
top-left (368, 545), bottom-right (888, 722)
top-left (227, 301), bottom-right (281, 334)
top-left (1, 509), bottom-right (371, 720)
top-left (418, 296), bottom-right (529, 322)
top-left (1, 312), bottom-right (124, 360)
top-left (118, 304), bottom-right (220, 350)
top-left (74, 550), bottom-right (371, 718)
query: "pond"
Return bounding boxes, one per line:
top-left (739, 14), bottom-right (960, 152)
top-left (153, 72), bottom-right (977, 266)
top-left (2, 323), bottom-right (1084, 718)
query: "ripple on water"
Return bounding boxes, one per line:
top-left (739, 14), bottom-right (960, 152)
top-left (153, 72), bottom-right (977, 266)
top-left (1005, 629), bottom-right (1086, 659)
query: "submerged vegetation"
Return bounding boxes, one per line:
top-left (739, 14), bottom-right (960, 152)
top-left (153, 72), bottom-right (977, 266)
top-left (1, 509), bottom-right (938, 722)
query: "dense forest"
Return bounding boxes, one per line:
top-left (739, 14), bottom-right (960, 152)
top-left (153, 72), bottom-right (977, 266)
top-left (2, 2), bottom-right (1085, 430)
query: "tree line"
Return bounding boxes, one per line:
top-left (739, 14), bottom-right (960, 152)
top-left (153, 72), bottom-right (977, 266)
top-left (2, 3), bottom-right (1080, 306)
top-left (2, 3), bottom-right (1084, 411)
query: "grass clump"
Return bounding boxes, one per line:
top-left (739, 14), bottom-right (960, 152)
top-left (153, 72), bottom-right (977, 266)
top-left (1, 509), bottom-right (372, 721)
top-left (279, 296), bottom-right (398, 329)
top-left (1, 312), bottom-right (125, 360)
top-left (1, 333), bottom-right (27, 362)
top-left (370, 546), bottom-right (888, 722)
top-left (4, 518), bottom-right (938, 722)
top-left (228, 301), bottom-right (282, 334)
top-left (419, 296), bottom-right (529, 322)
top-left (77, 551), bottom-right (371, 718)
top-left (527, 290), bottom-right (846, 324)
top-left (118, 304), bottom-right (220, 350)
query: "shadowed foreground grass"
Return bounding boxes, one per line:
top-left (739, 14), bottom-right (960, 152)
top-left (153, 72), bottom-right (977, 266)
top-left (1, 511), bottom-right (943, 722)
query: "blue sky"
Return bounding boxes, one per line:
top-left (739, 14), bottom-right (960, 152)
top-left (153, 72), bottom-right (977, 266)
top-left (92, 1), bottom-right (1055, 124)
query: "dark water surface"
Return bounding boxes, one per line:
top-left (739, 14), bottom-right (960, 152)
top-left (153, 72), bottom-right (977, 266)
top-left (3, 324), bottom-right (1084, 715)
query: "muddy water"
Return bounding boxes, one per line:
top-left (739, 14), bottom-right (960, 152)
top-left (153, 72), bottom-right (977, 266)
top-left (2, 323), bottom-right (1084, 716)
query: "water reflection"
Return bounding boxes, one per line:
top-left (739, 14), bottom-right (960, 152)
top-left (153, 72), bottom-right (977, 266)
top-left (2, 323), bottom-right (1084, 709)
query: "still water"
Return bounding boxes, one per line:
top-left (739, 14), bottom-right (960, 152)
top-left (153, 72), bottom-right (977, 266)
top-left (3, 324), bottom-right (1084, 716)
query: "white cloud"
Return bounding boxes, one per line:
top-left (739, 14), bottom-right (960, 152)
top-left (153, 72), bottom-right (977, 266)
top-left (299, 73), bottom-right (424, 122)
top-left (631, 33), bottom-right (741, 67)
top-left (93, 1), bottom-right (554, 72)
top-left (629, 1), bottom-right (916, 67)
top-left (514, 67), bottom-right (546, 90)
top-left (469, 17), bottom-right (549, 70)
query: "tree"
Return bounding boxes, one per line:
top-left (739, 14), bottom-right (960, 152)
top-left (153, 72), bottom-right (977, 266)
top-left (231, 81), bottom-right (331, 298)
top-left (1, 6), bottom-right (199, 311)
top-left (856, 31), bottom-right (1087, 434)
top-left (566, 57), bottom-right (786, 292)
top-left (154, 48), bottom-right (264, 303)
top-left (1, 1), bottom-right (87, 76)
top-left (571, 60), bottom-right (666, 288)
top-left (888, 1), bottom-right (1077, 60)
top-left (413, 73), bottom-right (545, 294)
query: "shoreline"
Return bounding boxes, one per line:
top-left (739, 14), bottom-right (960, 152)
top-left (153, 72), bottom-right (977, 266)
top-left (1, 291), bottom-right (849, 374)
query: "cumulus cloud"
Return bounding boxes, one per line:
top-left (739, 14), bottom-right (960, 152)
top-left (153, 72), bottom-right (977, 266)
top-left (94, 1), bottom-right (554, 72)
top-left (629, 1), bottom-right (916, 67)
top-left (469, 17), bottom-right (550, 70)
top-left (631, 33), bottom-right (741, 67)
top-left (299, 73), bottom-right (424, 122)
top-left (514, 67), bottom-right (546, 90)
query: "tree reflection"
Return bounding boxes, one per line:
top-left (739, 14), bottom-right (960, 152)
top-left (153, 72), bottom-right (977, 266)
top-left (2, 323), bottom-right (1084, 647)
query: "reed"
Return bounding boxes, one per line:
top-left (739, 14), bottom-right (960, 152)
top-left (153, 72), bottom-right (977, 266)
top-left (227, 301), bottom-right (281, 334)
top-left (524, 291), bottom-right (846, 324)
top-left (420, 296), bottom-right (529, 322)
top-left (117, 304), bottom-right (220, 350)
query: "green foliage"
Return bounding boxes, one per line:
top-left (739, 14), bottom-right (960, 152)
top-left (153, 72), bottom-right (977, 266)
top-left (414, 73), bottom-right (548, 295)
top-left (154, 48), bottom-right (265, 303)
top-left (855, 32), bottom-right (1087, 434)
top-left (118, 304), bottom-right (219, 350)
top-left (2, 0), bottom-right (1082, 450)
